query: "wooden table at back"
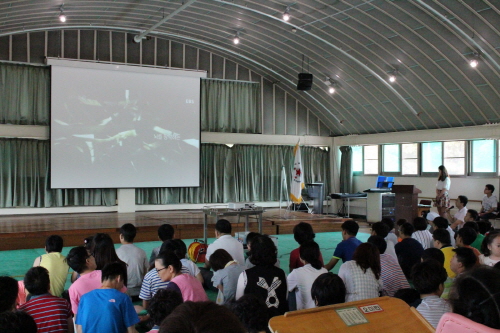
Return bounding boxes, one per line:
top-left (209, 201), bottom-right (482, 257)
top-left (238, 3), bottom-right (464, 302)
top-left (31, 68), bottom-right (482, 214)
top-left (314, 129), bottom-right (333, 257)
top-left (268, 296), bottom-right (434, 333)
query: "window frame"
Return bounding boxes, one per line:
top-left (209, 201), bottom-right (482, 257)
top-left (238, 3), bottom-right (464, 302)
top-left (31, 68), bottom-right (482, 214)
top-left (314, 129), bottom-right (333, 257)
top-left (469, 139), bottom-right (497, 177)
top-left (381, 144), bottom-right (401, 176)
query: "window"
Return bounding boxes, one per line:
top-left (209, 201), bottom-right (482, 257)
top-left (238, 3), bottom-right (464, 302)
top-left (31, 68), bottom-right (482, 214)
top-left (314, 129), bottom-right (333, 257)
top-left (471, 140), bottom-right (496, 173)
top-left (364, 145), bottom-right (379, 175)
top-left (383, 144), bottom-right (400, 172)
top-left (352, 146), bottom-right (363, 173)
top-left (402, 143), bottom-right (418, 175)
top-left (421, 142), bottom-right (442, 173)
top-left (444, 141), bottom-right (465, 175)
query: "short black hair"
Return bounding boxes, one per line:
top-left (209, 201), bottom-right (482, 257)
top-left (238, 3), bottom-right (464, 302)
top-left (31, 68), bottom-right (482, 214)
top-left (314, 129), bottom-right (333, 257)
top-left (413, 217), bottom-right (428, 231)
top-left (245, 232), bottom-right (260, 246)
top-left (148, 289), bottom-right (183, 325)
top-left (456, 227), bottom-right (477, 246)
top-left (467, 209), bottom-right (479, 221)
top-left (158, 224), bottom-right (175, 241)
top-left (173, 239), bottom-right (187, 259)
top-left (65, 246), bottom-right (91, 274)
top-left (208, 249), bottom-right (233, 271)
top-left (433, 217), bottom-right (449, 229)
top-left (293, 222), bottom-right (316, 245)
top-left (381, 217), bottom-right (395, 231)
top-left (421, 248), bottom-right (445, 265)
top-left (46, 235), bottom-right (64, 253)
top-left (393, 288), bottom-right (420, 306)
top-left (400, 222), bottom-right (414, 237)
top-left (0, 276), bottom-right (19, 313)
top-left (341, 220), bottom-right (359, 236)
top-left (0, 311), bottom-right (37, 333)
top-left (486, 184), bottom-right (495, 193)
top-left (452, 247), bottom-right (477, 271)
top-left (458, 195), bottom-right (468, 206)
top-left (24, 266), bottom-right (50, 296)
top-left (367, 235), bottom-right (387, 254)
top-left (215, 219), bottom-right (232, 234)
top-left (396, 219), bottom-right (408, 227)
top-left (156, 250), bottom-right (182, 273)
top-left (228, 294), bottom-right (269, 333)
top-left (433, 228), bottom-right (451, 245)
top-left (411, 259), bottom-right (448, 294)
top-left (311, 272), bottom-right (346, 307)
top-left (299, 241), bottom-right (323, 270)
top-left (119, 223), bottom-right (137, 243)
top-left (477, 221), bottom-right (493, 235)
top-left (101, 262), bottom-right (127, 283)
top-left (248, 235), bottom-right (277, 266)
top-left (481, 231), bottom-right (500, 257)
top-left (159, 240), bottom-right (183, 259)
top-left (371, 222), bottom-right (390, 238)
top-left (463, 221), bottom-right (479, 232)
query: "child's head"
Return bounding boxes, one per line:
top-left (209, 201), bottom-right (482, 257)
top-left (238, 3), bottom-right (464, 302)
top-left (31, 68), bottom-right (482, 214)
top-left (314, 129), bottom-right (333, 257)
top-left (228, 294), bottom-right (269, 333)
top-left (119, 223), bottom-right (137, 243)
top-left (341, 220), bottom-right (359, 237)
top-left (367, 235), bottom-right (387, 255)
top-left (432, 228), bottom-right (451, 248)
top-left (148, 289), bottom-right (183, 326)
top-left (450, 266), bottom-right (500, 329)
top-left (450, 247), bottom-right (477, 275)
top-left (45, 235), bottom-right (63, 253)
top-left (24, 266), bottom-right (50, 296)
top-left (481, 231), bottom-right (500, 258)
top-left (393, 288), bottom-right (421, 306)
top-left (159, 239), bottom-right (187, 260)
top-left (432, 217), bottom-right (449, 229)
top-left (371, 222), bottom-right (389, 238)
top-left (465, 209), bottom-right (479, 222)
top-left (411, 259), bottom-right (447, 296)
top-left (477, 221), bottom-right (493, 235)
top-left (399, 222), bottom-right (414, 238)
top-left (0, 311), bottom-right (37, 333)
top-left (463, 221), bottom-right (479, 233)
top-left (293, 222), bottom-right (315, 245)
top-left (65, 246), bottom-right (96, 274)
top-left (208, 249), bottom-right (234, 272)
top-left (158, 224), bottom-right (175, 241)
top-left (311, 272), bottom-right (346, 307)
top-left (455, 227), bottom-right (477, 247)
top-left (421, 248), bottom-right (445, 265)
top-left (413, 217), bottom-right (428, 231)
top-left (299, 241), bottom-right (323, 270)
top-left (381, 217), bottom-right (395, 231)
top-left (101, 262), bottom-right (127, 287)
top-left (0, 276), bottom-right (19, 313)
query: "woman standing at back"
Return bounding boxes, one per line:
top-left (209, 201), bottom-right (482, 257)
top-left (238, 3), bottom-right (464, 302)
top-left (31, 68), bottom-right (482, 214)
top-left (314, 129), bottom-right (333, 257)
top-left (436, 165), bottom-right (451, 218)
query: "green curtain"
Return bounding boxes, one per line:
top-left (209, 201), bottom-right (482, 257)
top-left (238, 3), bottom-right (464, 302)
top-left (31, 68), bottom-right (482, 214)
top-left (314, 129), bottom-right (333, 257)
top-left (0, 63), bottom-right (50, 125)
top-left (201, 79), bottom-right (261, 133)
top-left (0, 138), bottom-right (116, 207)
top-left (136, 144), bottom-right (330, 204)
top-left (339, 146), bottom-right (353, 193)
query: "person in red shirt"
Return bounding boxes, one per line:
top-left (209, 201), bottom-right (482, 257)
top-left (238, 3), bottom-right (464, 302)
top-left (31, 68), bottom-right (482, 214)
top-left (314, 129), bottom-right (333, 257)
top-left (289, 222), bottom-right (323, 272)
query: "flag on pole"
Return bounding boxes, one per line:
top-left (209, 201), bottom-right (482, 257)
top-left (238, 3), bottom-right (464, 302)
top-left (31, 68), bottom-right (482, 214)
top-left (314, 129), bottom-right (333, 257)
top-left (290, 141), bottom-right (304, 203)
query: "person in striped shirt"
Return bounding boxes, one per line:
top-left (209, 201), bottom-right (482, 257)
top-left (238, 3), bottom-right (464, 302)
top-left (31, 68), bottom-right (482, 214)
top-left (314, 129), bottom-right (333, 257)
top-left (412, 217), bottom-right (433, 250)
top-left (20, 266), bottom-right (74, 333)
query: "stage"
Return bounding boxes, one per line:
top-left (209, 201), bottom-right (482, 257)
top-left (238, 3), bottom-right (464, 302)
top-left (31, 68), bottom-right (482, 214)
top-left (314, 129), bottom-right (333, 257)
top-left (0, 208), bottom-right (354, 251)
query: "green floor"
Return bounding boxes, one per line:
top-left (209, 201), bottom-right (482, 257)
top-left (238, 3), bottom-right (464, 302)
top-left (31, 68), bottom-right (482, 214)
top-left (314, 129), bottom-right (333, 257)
top-left (0, 231), bottom-right (370, 302)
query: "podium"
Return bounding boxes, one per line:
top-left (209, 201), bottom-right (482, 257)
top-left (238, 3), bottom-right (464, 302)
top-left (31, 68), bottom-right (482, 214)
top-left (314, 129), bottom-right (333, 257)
top-left (392, 185), bottom-right (421, 222)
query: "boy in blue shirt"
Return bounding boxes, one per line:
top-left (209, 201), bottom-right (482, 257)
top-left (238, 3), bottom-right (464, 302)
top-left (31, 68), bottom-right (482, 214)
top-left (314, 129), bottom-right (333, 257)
top-left (325, 220), bottom-right (362, 271)
top-left (76, 262), bottom-right (139, 333)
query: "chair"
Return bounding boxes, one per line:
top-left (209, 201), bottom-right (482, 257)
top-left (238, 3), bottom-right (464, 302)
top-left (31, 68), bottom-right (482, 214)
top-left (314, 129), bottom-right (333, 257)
top-left (435, 313), bottom-right (498, 333)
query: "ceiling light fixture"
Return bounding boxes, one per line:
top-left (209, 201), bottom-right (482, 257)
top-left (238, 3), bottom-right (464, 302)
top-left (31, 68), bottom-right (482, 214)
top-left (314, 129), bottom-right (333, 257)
top-left (323, 76), bottom-right (337, 94)
top-left (59, 4), bottom-right (66, 22)
top-left (388, 69), bottom-right (398, 83)
top-left (283, 6), bottom-right (291, 21)
top-left (233, 32), bottom-right (240, 45)
top-left (470, 51), bottom-right (480, 68)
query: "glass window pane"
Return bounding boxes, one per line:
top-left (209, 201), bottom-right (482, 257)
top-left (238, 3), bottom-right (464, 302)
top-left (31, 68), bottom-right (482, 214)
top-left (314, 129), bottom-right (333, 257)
top-left (422, 142), bottom-right (442, 172)
top-left (364, 145), bottom-right (379, 175)
top-left (402, 159), bottom-right (418, 175)
top-left (364, 160), bottom-right (379, 174)
top-left (444, 141), bottom-right (465, 158)
top-left (352, 146), bottom-right (362, 172)
top-left (472, 140), bottom-right (495, 172)
top-left (444, 158), bottom-right (465, 175)
top-left (383, 144), bottom-right (400, 172)
top-left (402, 143), bottom-right (417, 159)
top-left (365, 145), bottom-right (378, 159)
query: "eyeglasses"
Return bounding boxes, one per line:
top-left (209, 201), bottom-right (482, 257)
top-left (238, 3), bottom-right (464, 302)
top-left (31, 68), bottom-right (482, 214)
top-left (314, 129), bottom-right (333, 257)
top-left (156, 267), bottom-right (167, 273)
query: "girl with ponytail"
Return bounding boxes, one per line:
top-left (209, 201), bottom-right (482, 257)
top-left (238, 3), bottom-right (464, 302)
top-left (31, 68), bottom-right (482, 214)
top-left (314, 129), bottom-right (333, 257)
top-left (287, 241), bottom-right (327, 310)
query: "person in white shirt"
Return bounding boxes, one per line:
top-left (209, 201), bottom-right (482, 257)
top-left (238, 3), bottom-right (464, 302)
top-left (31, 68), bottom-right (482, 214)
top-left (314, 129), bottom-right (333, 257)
top-left (436, 165), bottom-right (451, 218)
top-left (479, 184), bottom-right (498, 221)
top-left (447, 195), bottom-right (468, 230)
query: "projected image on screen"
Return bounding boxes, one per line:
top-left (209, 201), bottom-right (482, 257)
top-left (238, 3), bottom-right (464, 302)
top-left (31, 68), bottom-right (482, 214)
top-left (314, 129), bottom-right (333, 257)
top-left (49, 60), bottom-right (205, 188)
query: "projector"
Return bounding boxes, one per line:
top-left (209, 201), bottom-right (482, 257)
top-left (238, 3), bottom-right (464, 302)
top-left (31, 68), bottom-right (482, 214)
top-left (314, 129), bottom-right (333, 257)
top-left (228, 202), bottom-right (255, 209)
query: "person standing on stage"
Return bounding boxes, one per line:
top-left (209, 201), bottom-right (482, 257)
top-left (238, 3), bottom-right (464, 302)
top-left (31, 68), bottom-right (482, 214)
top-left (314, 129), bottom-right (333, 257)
top-left (436, 165), bottom-right (450, 218)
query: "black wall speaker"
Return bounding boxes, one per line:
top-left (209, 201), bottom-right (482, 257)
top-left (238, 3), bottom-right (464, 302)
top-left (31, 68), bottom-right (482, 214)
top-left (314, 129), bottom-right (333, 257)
top-left (297, 73), bottom-right (313, 91)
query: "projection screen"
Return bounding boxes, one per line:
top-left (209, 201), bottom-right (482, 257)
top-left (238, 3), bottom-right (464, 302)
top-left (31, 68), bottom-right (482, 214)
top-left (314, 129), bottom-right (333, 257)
top-left (48, 59), bottom-right (205, 188)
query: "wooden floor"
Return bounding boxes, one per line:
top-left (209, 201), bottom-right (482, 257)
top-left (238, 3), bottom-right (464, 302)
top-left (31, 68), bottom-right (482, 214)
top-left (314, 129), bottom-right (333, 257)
top-left (0, 208), bottom-right (364, 251)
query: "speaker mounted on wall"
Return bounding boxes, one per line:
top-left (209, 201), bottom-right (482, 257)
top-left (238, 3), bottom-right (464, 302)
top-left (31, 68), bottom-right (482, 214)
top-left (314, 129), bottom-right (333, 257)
top-left (297, 73), bottom-right (313, 91)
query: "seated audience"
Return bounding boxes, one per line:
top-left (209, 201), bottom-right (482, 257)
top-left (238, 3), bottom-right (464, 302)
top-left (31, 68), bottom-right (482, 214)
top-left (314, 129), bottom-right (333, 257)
top-left (310, 272), bottom-right (346, 307)
top-left (411, 260), bottom-right (450, 328)
top-left (338, 243), bottom-right (383, 302)
top-left (371, 222), bottom-right (396, 259)
top-left (287, 241), bottom-right (327, 310)
top-left (91, 233), bottom-right (127, 276)
top-left (479, 231), bottom-right (500, 266)
top-left (477, 220), bottom-right (494, 236)
top-left (116, 223), bottom-right (149, 299)
top-left (479, 184), bottom-right (498, 221)
top-left (146, 289), bottom-right (183, 333)
top-left (71, 236), bottom-right (95, 283)
top-left (393, 288), bottom-right (421, 307)
top-left (33, 235), bottom-right (69, 297)
top-left (160, 240), bottom-right (203, 283)
top-left (0, 311), bottom-right (38, 333)
top-left (76, 262), bottom-right (139, 333)
top-left (447, 195), bottom-right (468, 230)
top-left (236, 234), bottom-right (288, 318)
top-left (463, 220), bottom-right (483, 252)
top-left (246, 232), bottom-right (280, 269)
top-left (395, 222), bottom-right (424, 280)
top-left (449, 266), bottom-right (500, 329)
top-left (450, 247), bottom-right (477, 277)
top-left (394, 218), bottom-right (408, 239)
top-left (367, 236), bottom-right (409, 297)
top-left (228, 294), bottom-right (269, 333)
top-left (20, 266), bottom-right (73, 333)
top-left (380, 217), bottom-right (399, 245)
top-left (429, 214), bottom-right (456, 247)
top-left (455, 227), bottom-right (480, 258)
top-left (158, 301), bottom-right (246, 333)
top-left (209, 249), bottom-right (244, 305)
top-left (421, 247), bottom-right (452, 299)
top-left (289, 222), bottom-right (323, 271)
top-left (325, 220), bottom-right (362, 271)
top-left (412, 217), bottom-right (433, 250)
top-left (0, 276), bottom-right (18, 313)
top-left (149, 224), bottom-right (175, 265)
top-left (432, 228), bottom-right (455, 278)
top-left (155, 251), bottom-right (208, 302)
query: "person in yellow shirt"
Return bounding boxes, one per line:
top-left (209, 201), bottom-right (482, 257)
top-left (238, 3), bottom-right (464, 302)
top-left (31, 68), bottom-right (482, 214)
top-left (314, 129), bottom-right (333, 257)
top-left (33, 235), bottom-right (69, 297)
top-left (432, 229), bottom-right (455, 278)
